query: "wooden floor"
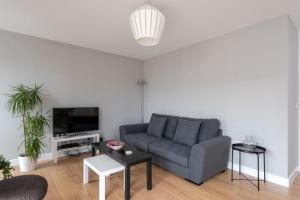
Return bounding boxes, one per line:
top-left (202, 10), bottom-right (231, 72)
top-left (14, 154), bottom-right (300, 200)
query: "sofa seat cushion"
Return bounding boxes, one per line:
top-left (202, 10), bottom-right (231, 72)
top-left (173, 118), bottom-right (202, 146)
top-left (149, 140), bottom-right (191, 167)
top-left (123, 133), bottom-right (165, 152)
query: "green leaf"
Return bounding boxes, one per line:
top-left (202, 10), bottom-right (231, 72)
top-left (6, 83), bottom-right (43, 117)
top-left (0, 154), bottom-right (14, 179)
top-left (24, 113), bottom-right (49, 159)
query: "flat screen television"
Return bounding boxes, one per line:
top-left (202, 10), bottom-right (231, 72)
top-left (53, 107), bottom-right (99, 137)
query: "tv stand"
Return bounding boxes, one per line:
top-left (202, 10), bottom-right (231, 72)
top-left (63, 132), bottom-right (90, 138)
top-left (51, 132), bottom-right (102, 163)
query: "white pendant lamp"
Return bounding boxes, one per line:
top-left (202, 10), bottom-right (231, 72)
top-left (129, 4), bottom-right (166, 46)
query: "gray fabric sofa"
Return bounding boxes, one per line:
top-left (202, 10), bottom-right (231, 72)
top-left (120, 113), bottom-right (231, 184)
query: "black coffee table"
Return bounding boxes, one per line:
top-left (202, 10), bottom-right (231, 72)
top-left (91, 141), bottom-right (152, 200)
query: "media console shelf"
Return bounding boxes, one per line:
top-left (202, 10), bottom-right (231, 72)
top-left (52, 132), bottom-right (102, 163)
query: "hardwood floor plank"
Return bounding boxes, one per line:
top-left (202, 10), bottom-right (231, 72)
top-left (12, 154), bottom-right (300, 200)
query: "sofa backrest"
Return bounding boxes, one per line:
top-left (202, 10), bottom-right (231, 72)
top-left (151, 113), bottom-right (179, 139)
top-left (150, 113), bottom-right (220, 143)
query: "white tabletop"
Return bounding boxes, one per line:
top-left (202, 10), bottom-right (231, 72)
top-left (84, 155), bottom-right (124, 175)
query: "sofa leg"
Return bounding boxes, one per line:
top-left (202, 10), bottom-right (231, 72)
top-left (184, 178), bottom-right (203, 186)
top-left (220, 169), bottom-right (226, 173)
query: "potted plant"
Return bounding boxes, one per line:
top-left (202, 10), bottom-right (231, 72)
top-left (0, 155), bottom-right (14, 179)
top-left (6, 84), bottom-right (49, 172)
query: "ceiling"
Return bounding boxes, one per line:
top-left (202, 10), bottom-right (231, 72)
top-left (0, 0), bottom-right (299, 60)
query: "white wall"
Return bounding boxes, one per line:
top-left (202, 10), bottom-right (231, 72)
top-left (298, 31), bottom-right (300, 169)
top-left (0, 30), bottom-right (143, 160)
top-left (144, 16), bottom-right (294, 178)
top-left (287, 19), bottom-right (298, 175)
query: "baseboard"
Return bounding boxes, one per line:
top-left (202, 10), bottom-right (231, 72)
top-left (10, 153), bottom-right (53, 167)
top-left (228, 162), bottom-right (292, 187)
top-left (288, 167), bottom-right (299, 186)
top-left (10, 147), bottom-right (90, 167)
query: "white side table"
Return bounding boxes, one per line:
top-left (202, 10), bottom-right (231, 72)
top-left (83, 155), bottom-right (125, 200)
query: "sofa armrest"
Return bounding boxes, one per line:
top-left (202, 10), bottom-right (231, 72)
top-left (119, 123), bottom-right (149, 141)
top-left (188, 136), bottom-right (231, 184)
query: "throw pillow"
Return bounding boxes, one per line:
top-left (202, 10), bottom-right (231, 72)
top-left (147, 116), bottom-right (167, 138)
top-left (173, 118), bottom-right (202, 146)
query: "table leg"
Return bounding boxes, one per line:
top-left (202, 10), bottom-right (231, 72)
top-left (123, 170), bottom-right (125, 191)
top-left (92, 145), bottom-right (96, 156)
top-left (52, 141), bottom-right (58, 163)
top-left (239, 151), bottom-right (241, 175)
top-left (83, 162), bottom-right (89, 184)
top-left (257, 153), bottom-right (260, 191)
top-left (147, 159), bottom-right (152, 190)
top-left (231, 148), bottom-right (233, 181)
top-left (263, 153), bottom-right (266, 183)
top-left (125, 166), bottom-right (130, 200)
top-left (99, 174), bottom-right (106, 200)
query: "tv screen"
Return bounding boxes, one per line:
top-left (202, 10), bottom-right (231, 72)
top-left (53, 107), bottom-right (99, 137)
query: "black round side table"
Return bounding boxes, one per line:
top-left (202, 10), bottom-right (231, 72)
top-left (231, 143), bottom-right (267, 191)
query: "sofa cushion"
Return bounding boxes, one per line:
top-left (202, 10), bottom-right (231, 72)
top-left (123, 133), bottom-right (165, 152)
top-left (173, 118), bottom-right (202, 146)
top-left (198, 119), bottom-right (220, 142)
top-left (147, 116), bottom-right (167, 137)
top-left (149, 140), bottom-right (191, 167)
top-left (152, 113), bottom-right (179, 139)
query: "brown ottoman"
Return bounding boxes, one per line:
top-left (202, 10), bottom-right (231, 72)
top-left (0, 175), bottom-right (48, 200)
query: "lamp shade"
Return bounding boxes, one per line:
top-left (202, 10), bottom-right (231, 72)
top-left (129, 5), bottom-right (166, 46)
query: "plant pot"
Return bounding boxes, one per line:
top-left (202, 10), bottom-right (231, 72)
top-left (18, 154), bottom-right (37, 172)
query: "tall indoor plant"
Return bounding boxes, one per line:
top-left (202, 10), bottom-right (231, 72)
top-left (6, 84), bottom-right (48, 172)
